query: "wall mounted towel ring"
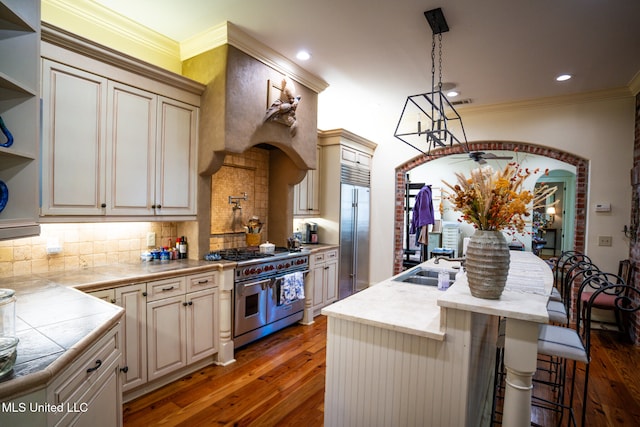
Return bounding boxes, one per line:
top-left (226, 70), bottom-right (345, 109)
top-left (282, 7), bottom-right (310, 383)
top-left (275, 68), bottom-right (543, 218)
top-left (0, 180), bottom-right (8, 213)
top-left (0, 116), bottom-right (14, 148)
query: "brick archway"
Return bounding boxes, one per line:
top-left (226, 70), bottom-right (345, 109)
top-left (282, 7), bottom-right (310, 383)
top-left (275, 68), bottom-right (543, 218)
top-left (393, 141), bottom-right (588, 274)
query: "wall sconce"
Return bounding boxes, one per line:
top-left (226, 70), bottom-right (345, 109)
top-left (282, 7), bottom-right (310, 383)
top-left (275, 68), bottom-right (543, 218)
top-left (546, 206), bottom-right (556, 224)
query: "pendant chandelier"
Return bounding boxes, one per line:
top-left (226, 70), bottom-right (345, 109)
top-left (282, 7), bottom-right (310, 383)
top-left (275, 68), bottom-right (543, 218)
top-left (394, 8), bottom-right (469, 155)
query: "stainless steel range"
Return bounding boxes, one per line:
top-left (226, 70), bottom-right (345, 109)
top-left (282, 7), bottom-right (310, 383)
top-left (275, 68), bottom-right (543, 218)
top-left (215, 248), bottom-right (309, 348)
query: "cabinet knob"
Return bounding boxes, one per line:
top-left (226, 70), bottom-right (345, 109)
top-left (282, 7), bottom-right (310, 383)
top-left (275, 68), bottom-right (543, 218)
top-left (142, 291), bottom-right (147, 297)
top-left (156, 204), bottom-right (162, 209)
top-left (120, 366), bottom-right (129, 373)
top-left (101, 203), bottom-right (106, 208)
top-left (188, 301), bottom-right (193, 306)
top-left (183, 302), bottom-right (188, 306)
top-left (151, 204), bottom-right (156, 209)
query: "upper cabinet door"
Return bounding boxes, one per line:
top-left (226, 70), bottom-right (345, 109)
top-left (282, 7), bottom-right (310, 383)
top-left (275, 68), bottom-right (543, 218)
top-left (106, 82), bottom-right (157, 215)
top-left (41, 60), bottom-right (108, 215)
top-left (154, 97), bottom-right (198, 216)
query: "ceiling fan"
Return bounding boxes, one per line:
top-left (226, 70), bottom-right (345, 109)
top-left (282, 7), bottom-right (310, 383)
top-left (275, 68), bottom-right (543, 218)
top-left (453, 151), bottom-right (514, 165)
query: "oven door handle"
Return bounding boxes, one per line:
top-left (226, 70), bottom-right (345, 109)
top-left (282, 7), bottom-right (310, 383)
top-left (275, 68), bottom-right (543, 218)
top-left (237, 278), bottom-right (273, 297)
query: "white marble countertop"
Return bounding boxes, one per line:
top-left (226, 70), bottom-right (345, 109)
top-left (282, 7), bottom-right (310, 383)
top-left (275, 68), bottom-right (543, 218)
top-left (437, 251), bottom-right (553, 323)
top-left (321, 259), bottom-right (459, 340)
top-left (321, 251), bottom-right (553, 340)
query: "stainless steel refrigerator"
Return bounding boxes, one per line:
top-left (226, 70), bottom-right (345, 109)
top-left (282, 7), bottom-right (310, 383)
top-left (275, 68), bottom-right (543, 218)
top-left (339, 183), bottom-right (370, 299)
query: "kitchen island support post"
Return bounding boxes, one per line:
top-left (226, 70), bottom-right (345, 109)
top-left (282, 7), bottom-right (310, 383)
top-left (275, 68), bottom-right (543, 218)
top-left (502, 318), bottom-right (539, 427)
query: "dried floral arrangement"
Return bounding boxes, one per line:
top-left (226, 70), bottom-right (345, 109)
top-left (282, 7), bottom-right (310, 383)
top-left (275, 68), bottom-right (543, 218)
top-left (443, 163), bottom-right (557, 233)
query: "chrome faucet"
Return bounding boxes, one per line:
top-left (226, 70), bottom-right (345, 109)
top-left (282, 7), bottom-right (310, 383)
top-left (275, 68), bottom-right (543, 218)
top-left (434, 256), bottom-right (466, 266)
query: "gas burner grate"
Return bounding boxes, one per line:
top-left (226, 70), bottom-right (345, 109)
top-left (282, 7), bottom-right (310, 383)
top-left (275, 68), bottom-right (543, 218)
top-left (215, 249), bottom-right (274, 262)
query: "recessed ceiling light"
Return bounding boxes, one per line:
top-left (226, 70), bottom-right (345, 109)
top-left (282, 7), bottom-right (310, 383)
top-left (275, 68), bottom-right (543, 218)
top-left (296, 50), bottom-right (311, 61)
top-left (447, 90), bottom-right (459, 97)
top-left (556, 74), bottom-right (572, 82)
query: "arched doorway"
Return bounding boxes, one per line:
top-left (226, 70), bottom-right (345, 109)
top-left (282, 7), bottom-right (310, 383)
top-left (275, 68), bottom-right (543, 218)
top-left (393, 141), bottom-right (588, 274)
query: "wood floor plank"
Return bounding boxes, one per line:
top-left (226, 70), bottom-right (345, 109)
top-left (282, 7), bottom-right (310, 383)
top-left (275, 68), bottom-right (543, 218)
top-left (124, 315), bottom-right (640, 427)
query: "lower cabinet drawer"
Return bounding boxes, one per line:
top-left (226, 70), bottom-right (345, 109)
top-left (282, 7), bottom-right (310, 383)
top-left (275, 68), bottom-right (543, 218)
top-left (186, 271), bottom-right (216, 293)
top-left (48, 323), bottom-right (122, 424)
top-left (146, 276), bottom-right (186, 302)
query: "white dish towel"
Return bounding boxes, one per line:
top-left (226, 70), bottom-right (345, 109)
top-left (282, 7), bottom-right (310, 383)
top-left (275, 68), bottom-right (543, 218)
top-left (279, 271), bottom-right (305, 305)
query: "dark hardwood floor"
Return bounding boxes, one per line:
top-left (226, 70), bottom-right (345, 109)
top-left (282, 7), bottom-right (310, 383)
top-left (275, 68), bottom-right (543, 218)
top-left (123, 315), bottom-right (640, 426)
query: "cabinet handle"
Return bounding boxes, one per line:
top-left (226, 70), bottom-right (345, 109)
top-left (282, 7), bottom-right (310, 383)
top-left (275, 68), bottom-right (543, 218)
top-left (197, 280), bottom-right (209, 284)
top-left (120, 366), bottom-right (129, 373)
top-left (161, 286), bottom-right (175, 291)
top-left (86, 359), bottom-right (102, 373)
top-left (324, 266), bottom-right (330, 270)
top-left (101, 203), bottom-right (106, 208)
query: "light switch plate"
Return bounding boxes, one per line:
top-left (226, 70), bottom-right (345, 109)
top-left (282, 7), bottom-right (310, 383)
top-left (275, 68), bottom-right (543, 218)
top-left (598, 235), bottom-right (612, 246)
top-left (146, 232), bottom-right (156, 247)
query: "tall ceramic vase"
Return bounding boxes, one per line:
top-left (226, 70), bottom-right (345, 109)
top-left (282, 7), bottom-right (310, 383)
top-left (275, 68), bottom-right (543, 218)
top-left (465, 230), bottom-right (510, 299)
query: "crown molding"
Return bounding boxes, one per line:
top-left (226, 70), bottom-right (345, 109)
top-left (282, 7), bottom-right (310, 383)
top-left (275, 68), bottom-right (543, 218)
top-left (318, 129), bottom-right (378, 152)
top-left (42, 0), bottom-right (180, 63)
top-left (458, 87), bottom-right (635, 115)
top-left (180, 21), bottom-right (329, 94)
top-left (41, 22), bottom-right (205, 96)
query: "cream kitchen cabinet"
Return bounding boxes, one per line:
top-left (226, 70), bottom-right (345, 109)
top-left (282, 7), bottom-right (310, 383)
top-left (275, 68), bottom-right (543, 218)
top-left (0, 0), bottom-right (40, 240)
top-left (294, 146), bottom-right (321, 216)
top-left (47, 322), bottom-right (123, 427)
top-left (87, 283), bottom-right (148, 392)
top-left (340, 145), bottom-right (371, 170)
top-left (115, 283), bottom-right (148, 392)
top-left (107, 84), bottom-right (198, 216)
top-left (85, 270), bottom-right (218, 395)
top-left (146, 272), bottom-right (219, 382)
top-left (41, 60), bottom-right (107, 216)
top-left (41, 60), bottom-right (198, 218)
top-left (311, 248), bottom-right (339, 315)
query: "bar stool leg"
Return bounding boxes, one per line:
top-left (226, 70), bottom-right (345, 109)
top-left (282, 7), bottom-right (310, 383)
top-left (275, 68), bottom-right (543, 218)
top-left (502, 319), bottom-right (539, 427)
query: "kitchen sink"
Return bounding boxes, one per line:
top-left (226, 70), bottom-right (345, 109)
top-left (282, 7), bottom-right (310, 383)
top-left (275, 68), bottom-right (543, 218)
top-left (393, 267), bottom-right (457, 287)
top-left (414, 269), bottom-right (457, 281)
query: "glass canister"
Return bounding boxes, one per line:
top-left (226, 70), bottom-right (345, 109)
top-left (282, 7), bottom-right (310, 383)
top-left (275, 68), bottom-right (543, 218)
top-left (0, 288), bottom-right (19, 378)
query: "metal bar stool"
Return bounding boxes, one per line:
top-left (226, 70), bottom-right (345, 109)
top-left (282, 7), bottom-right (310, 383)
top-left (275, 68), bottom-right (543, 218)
top-left (537, 281), bottom-right (640, 426)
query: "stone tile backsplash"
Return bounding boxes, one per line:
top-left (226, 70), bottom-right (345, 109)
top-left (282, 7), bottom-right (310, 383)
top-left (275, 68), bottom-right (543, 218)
top-left (0, 222), bottom-right (178, 278)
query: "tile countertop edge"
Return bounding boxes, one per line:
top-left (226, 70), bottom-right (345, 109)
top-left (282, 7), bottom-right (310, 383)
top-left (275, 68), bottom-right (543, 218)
top-left (73, 261), bottom-right (233, 293)
top-left (301, 244), bottom-right (340, 253)
top-left (0, 306), bottom-right (124, 401)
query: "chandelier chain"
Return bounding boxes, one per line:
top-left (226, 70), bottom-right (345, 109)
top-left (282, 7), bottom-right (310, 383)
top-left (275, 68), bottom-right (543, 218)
top-left (438, 33), bottom-right (443, 90)
top-left (431, 33), bottom-right (436, 92)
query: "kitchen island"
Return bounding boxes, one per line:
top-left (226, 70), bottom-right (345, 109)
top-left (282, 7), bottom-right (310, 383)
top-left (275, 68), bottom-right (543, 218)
top-left (321, 251), bottom-right (552, 427)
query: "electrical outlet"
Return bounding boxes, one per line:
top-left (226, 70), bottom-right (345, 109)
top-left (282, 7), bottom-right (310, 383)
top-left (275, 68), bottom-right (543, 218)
top-left (146, 232), bottom-right (156, 247)
top-left (598, 235), bottom-right (612, 247)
